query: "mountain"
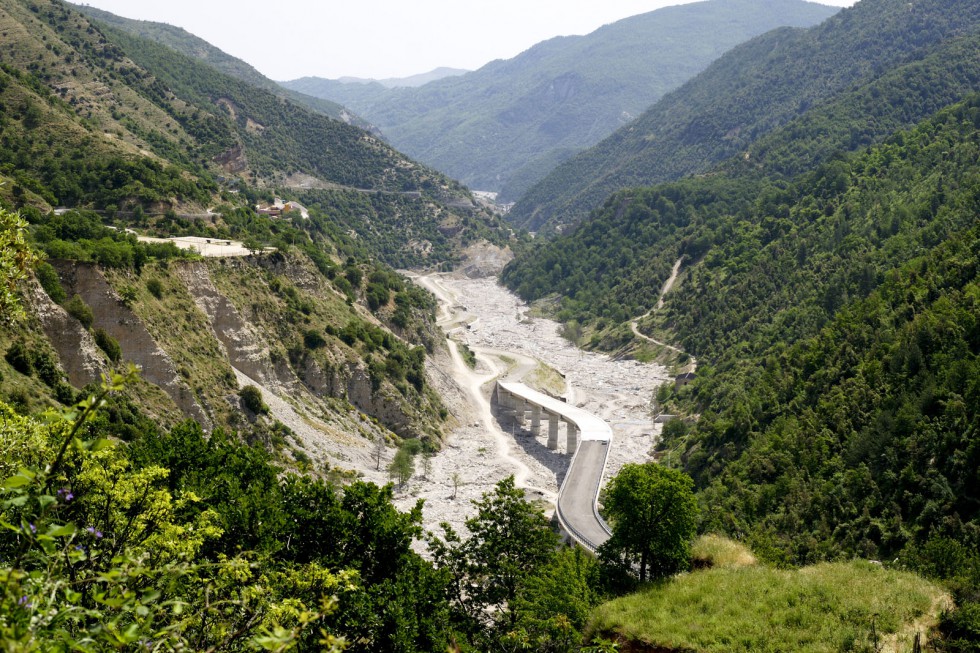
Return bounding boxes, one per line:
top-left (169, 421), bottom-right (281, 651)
top-left (70, 3), bottom-right (376, 131)
top-left (498, 0), bottom-right (980, 621)
top-left (283, 0), bottom-right (838, 201)
top-left (335, 67), bottom-right (469, 89)
top-left (509, 0), bottom-right (980, 232)
top-left (0, 0), bottom-right (512, 440)
top-left (0, 0), bottom-right (508, 268)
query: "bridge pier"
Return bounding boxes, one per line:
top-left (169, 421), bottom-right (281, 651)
top-left (547, 414), bottom-right (559, 450)
top-left (516, 398), bottom-right (528, 427)
top-left (530, 405), bottom-right (542, 436)
top-left (497, 387), bottom-right (512, 418)
top-left (565, 421), bottom-right (580, 455)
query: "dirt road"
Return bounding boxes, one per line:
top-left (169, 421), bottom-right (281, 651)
top-left (397, 272), bottom-right (669, 536)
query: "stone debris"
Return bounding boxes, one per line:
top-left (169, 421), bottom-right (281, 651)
top-left (389, 274), bottom-right (670, 541)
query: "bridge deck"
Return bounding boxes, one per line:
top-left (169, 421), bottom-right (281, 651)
top-left (496, 382), bottom-right (612, 550)
top-left (496, 381), bottom-right (611, 441)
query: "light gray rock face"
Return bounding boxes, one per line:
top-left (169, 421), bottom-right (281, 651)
top-left (177, 262), bottom-right (296, 392)
top-left (29, 280), bottom-right (107, 389)
top-left (180, 262), bottom-right (416, 437)
top-left (302, 355), bottom-right (414, 438)
top-left (54, 262), bottom-right (211, 429)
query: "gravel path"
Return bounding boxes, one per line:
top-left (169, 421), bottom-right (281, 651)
top-left (394, 273), bottom-right (670, 537)
top-left (630, 257), bottom-right (698, 372)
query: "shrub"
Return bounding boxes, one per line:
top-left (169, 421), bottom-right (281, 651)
top-left (64, 294), bottom-right (93, 329)
top-left (5, 342), bottom-right (33, 375)
top-left (36, 262), bottom-right (66, 304)
top-left (303, 329), bottom-right (326, 350)
top-left (239, 385), bottom-right (269, 415)
top-left (94, 328), bottom-right (122, 363)
top-left (145, 277), bottom-right (163, 299)
top-left (119, 285), bottom-right (138, 307)
top-left (32, 350), bottom-right (62, 388)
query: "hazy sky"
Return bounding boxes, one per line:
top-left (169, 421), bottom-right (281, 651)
top-left (75, 0), bottom-right (858, 81)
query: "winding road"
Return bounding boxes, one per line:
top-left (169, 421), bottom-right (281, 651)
top-left (417, 272), bottom-right (622, 550)
top-left (630, 257), bottom-right (698, 373)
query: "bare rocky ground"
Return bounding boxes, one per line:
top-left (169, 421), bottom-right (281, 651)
top-left (238, 263), bottom-right (669, 542)
top-left (384, 272), bottom-right (670, 539)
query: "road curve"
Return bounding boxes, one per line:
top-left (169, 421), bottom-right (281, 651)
top-left (496, 381), bottom-right (612, 551)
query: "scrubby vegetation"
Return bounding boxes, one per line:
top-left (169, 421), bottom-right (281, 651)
top-left (592, 559), bottom-right (946, 653)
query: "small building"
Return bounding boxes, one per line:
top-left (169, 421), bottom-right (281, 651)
top-left (674, 372), bottom-right (697, 390)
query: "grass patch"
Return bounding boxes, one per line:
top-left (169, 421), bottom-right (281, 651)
top-left (690, 534), bottom-right (757, 570)
top-left (526, 362), bottom-right (566, 396)
top-left (591, 560), bottom-right (946, 653)
top-left (458, 341), bottom-right (477, 368)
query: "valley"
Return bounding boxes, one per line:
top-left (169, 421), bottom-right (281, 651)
top-left (378, 270), bottom-right (666, 537)
top-left (2, 0), bottom-right (979, 649)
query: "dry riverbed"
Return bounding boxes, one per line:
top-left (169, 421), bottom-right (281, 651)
top-left (375, 273), bottom-right (670, 538)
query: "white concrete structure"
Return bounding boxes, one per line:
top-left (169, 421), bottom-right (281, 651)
top-left (495, 381), bottom-right (612, 551)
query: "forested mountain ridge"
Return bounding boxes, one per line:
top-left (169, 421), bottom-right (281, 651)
top-left (0, 0), bottom-right (493, 449)
top-left (509, 0), bottom-right (980, 232)
top-left (284, 0), bottom-right (837, 202)
top-left (648, 98), bottom-right (980, 573)
top-left (507, 89), bottom-right (980, 631)
top-left (0, 0), bottom-right (509, 268)
top-left (70, 3), bottom-right (377, 132)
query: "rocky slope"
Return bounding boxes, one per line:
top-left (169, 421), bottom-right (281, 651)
top-left (3, 251), bottom-right (456, 473)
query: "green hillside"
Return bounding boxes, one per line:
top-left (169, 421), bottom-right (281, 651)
top-left (0, 0), bottom-right (509, 268)
top-left (71, 3), bottom-right (376, 131)
top-left (504, 90), bottom-right (980, 641)
top-left (509, 0), bottom-right (980, 232)
top-left (284, 0), bottom-right (837, 201)
top-left (593, 557), bottom-right (947, 652)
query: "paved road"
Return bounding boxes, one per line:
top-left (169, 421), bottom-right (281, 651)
top-left (497, 381), bottom-right (612, 551)
top-left (557, 440), bottom-right (612, 550)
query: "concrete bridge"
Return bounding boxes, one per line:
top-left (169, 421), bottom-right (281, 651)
top-left (495, 381), bottom-right (612, 551)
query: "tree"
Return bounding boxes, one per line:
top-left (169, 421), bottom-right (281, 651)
top-left (598, 463), bottom-right (698, 582)
top-left (451, 472), bottom-right (462, 499)
top-left (389, 443), bottom-right (415, 486)
top-left (0, 208), bottom-right (39, 322)
top-left (430, 476), bottom-right (559, 640)
top-left (239, 384), bottom-right (269, 415)
top-left (509, 546), bottom-right (603, 652)
top-left (374, 433), bottom-right (386, 471)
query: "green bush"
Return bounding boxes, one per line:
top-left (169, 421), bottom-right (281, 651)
top-left (64, 294), bottom-right (94, 329)
top-left (303, 329), bottom-right (326, 350)
top-left (94, 328), bottom-right (122, 363)
top-left (145, 277), bottom-right (164, 299)
top-left (35, 262), bottom-right (66, 304)
top-left (32, 350), bottom-right (62, 388)
top-left (239, 384), bottom-right (269, 415)
top-left (5, 342), bottom-right (33, 375)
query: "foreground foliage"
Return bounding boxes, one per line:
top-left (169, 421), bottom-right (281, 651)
top-left (592, 559), bottom-right (946, 653)
top-left (599, 463), bottom-right (699, 583)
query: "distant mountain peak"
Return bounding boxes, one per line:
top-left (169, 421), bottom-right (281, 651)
top-left (335, 67), bottom-right (469, 88)
top-left (282, 0), bottom-right (837, 200)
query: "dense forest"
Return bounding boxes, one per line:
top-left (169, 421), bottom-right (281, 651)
top-left (502, 35), bottom-right (980, 653)
top-left (508, 0), bottom-right (980, 232)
